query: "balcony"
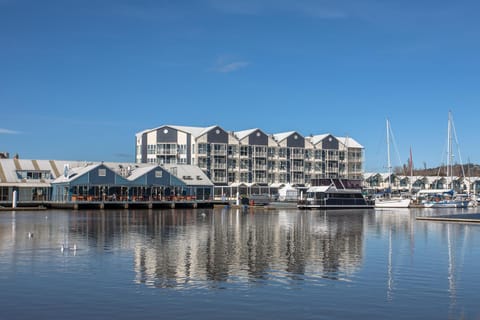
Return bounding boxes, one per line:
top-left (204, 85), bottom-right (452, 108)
top-left (157, 150), bottom-right (177, 155)
top-left (253, 152), bottom-right (267, 158)
top-left (291, 166), bottom-right (304, 171)
top-left (212, 176), bottom-right (227, 183)
top-left (290, 153), bottom-right (304, 159)
top-left (213, 163), bottom-right (226, 169)
top-left (291, 179), bottom-right (304, 184)
top-left (326, 155), bottom-right (339, 161)
top-left (253, 177), bottom-right (268, 184)
top-left (212, 149), bottom-right (227, 156)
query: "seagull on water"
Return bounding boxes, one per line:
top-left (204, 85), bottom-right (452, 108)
top-left (27, 232), bottom-right (33, 238)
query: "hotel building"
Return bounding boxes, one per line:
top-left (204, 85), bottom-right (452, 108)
top-left (135, 125), bottom-right (364, 188)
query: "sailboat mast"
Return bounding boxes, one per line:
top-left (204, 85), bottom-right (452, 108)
top-left (447, 111), bottom-right (453, 188)
top-left (386, 119), bottom-right (392, 189)
top-left (409, 147), bottom-right (413, 193)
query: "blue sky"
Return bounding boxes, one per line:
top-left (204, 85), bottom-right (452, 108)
top-left (1, 0), bottom-right (479, 172)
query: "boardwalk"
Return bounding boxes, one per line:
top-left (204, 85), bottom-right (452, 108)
top-left (0, 199), bottom-right (230, 210)
top-left (416, 213), bottom-right (480, 223)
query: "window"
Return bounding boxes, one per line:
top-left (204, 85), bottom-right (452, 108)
top-left (228, 159), bottom-right (237, 169)
top-left (147, 144), bottom-right (156, 154)
top-left (228, 145), bottom-right (237, 156)
top-left (155, 170), bottom-right (162, 178)
top-left (198, 143), bottom-right (208, 154)
top-left (177, 144), bottom-right (187, 154)
top-left (240, 146), bottom-right (249, 156)
top-left (268, 147), bottom-right (276, 157)
top-left (16, 170), bottom-right (52, 180)
top-left (240, 172), bottom-right (249, 182)
top-left (228, 172), bottom-right (236, 183)
top-left (213, 143), bottom-right (226, 154)
top-left (240, 159), bottom-right (249, 169)
top-left (98, 169), bottom-right (106, 177)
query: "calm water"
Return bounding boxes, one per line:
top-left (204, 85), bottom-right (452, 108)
top-left (1, 207), bottom-right (479, 320)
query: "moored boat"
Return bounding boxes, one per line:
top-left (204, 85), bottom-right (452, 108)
top-left (374, 196), bottom-right (411, 208)
top-left (298, 185), bottom-right (373, 210)
top-left (418, 189), bottom-right (469, 208)
top-left (374, 118), bottom-right (412, 209)
top-left (419, 111), bottom-right (468, 209)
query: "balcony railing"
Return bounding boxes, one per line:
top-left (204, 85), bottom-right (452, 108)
top-left (290, 153), bottom-right (304, 159)
top-left (253, 152), bottom-right (267, 157)
top-left (157, 150), bottom-right (177, 155)
top-left (326, 156), bottom-right (339, 161)
top-left (212, 150), bottom-right (227, 155)
top-left (291, 166), bottom-right (304, 171)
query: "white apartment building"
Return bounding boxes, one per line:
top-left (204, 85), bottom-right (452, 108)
top-left (135, 125), bottom-right (364, 186)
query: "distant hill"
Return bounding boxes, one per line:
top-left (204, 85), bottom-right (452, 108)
top-left (393, 163), bottom-right (480, 177)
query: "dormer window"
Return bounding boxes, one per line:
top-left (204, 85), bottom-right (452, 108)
top-left (16, 170), bottom-right (52, 180)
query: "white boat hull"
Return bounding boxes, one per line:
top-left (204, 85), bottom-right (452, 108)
top-left (375, 198), bottom-right (411, 208)
top-left (422, 200), bottom-right (469, 208)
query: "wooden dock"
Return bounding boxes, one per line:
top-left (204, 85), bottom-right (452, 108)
top-left (0, 200), bottom-right (230, 211)
top-left (416, 213), bottom-right (480, 223)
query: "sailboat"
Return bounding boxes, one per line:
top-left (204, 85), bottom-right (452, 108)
top-left (375, 119), bottom-right (411, 208)
top-left (419, 111), bottom-right (469, 208)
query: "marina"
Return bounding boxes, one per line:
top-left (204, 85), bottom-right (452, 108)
top-left (2, 1), bottom-right (480, 319)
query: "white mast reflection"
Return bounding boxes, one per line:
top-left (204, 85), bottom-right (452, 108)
top-left (387, 226), bottom-right (393, 301)
top-left (447, 224), bottom-right (456, 311)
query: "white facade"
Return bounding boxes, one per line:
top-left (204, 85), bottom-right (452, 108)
top-left (136, 125), bottom-right (365, 186)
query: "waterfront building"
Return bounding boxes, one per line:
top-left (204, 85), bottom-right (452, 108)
top-left (363, 172), bottom-right (479, 195)
top-left (0, 158), bottom-right (213, 203)
top-left (135, 125), bottom-right (365, 190)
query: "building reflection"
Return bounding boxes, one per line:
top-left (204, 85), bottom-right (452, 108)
top-left (0, 208), bottom-right (366, 287)
top-left (129, 208), bottom-right (366, 288)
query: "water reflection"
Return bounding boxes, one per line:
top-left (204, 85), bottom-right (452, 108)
top-left (0, 208), bottom-right (368, 288)
top-left (131, 208), bottom-right (368, 288)
top-left (373, 207), bottom-right (479, 318)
